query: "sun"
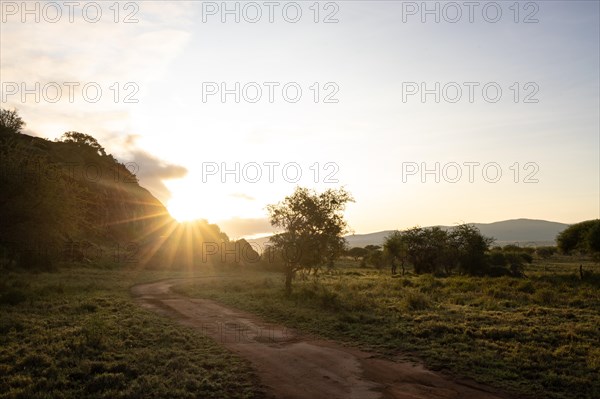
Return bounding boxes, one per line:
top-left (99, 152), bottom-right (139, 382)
top-left (167, 196), bottom-right (214, 223)
top-left (166, 190), bottom-right (245, 223)
top-left (165, 176), bottom-right (268, 225)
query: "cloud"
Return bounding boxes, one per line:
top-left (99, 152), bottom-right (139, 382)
top-left (0, 2), bottom-right (194, 145)
top-left (129, 149), bottom-right (187, 203)
top-left (230, 192), bottom-right (256, 201)
top-left (216, 217), bottom-right (273, 239)
top-left (120, 135), bottom-right (187, 203)
top-left (0, 3), bottom-right (195, 206)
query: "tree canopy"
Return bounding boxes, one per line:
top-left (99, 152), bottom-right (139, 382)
top-left (557, 219), bottom-right (600, 255)
top-left (267, 187), bottom-right (353, 294)
top-left (0, 108), bottom-right (25, 135)
top-left (384, 224), bottom-right (495, 276)
top-left (60, 131), bottom-right (107, 156)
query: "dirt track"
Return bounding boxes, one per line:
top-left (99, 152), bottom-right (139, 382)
top-left (131, 278), bottom-right (514, 399)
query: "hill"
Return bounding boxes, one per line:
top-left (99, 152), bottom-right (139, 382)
top-left (344, 219), bottom-right (570, 248)
top-left (248, 219), bottom-right (570, 250)
top-left (0, 130), bottom-right (234, 269)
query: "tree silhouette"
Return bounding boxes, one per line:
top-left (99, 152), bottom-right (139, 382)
top-left (60, 131), bottom-right (107, 156)
top-left (0, 108), bottom-right (25, 135)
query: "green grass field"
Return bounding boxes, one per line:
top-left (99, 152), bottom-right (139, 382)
top-left (0, 265), bottom-right (263, 399)
top-left (175, 258), bottom-right (600, 399)
top-left (1, 258), bottom-right (598, 399)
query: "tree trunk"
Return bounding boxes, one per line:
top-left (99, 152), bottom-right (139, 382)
top-left (285, 266), bottom-right (294, 296)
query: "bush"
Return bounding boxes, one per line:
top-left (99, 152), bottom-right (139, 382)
top-left (534, 288), bottom-right (557, 305)
top-left (519, 253), bottom-right (533, 264)
top-left (488, 251), bottom-right (506, 266)
top-left (319, 288), bottom-right (340, 310)
top-left (488, 266), bottom-right (513, 277)
top-left (401, 290), bottom-right (431, 311)
top-left (536, 246), bottom-right (557, 259)
top-left (485, 250), bottom-right (528, 277)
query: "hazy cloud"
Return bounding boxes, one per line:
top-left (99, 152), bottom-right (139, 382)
top-left (216, 217), bottom-right (272, 239)
top-left (230, 192), bottom-right (256, 201)
top-left (121, 135), bottom-right (187, 202)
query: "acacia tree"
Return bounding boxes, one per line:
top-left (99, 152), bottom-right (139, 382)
top-left (0, 108), bottom-right (25, 135)
top-left (347, 246), bottom-right (368, 261)
top-left (383, 231), bottom-right (408, 275)
top-left (399, 224), bottom-right (492, 275)
top-left (449, 224), bottom-right (494, 275)
top-left (402, 226), bottom-right (449, 274)
top-left (267, 187), bottom-right (353, 295)
top-left (60, 131), bottom-right (107, 156)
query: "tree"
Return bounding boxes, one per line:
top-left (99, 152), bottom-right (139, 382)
top-left (0, 108), bottom-right (25, 135)
top-left (449, 224), bottom-right (494, 276)
top-left (402, 226), bottom-right (449, 274)
top-left (366, 248), bottom-right (384, 268)
top-left (267, 187), bottom-right (353, 295)
top-left (347, 246), bottom-right (368, 261)
top-left (383, 231), bottom-right (408, 275)
top-left (60, 131), bottom-right (107, 156)
top-left (557, 220), bottom-right (600, 255)
top-left (364, 245), bottom-right (381, 252)
top-left (587, 222), bottom-right (600, 254)
top-left (398, 224), bottom-right (493, 276)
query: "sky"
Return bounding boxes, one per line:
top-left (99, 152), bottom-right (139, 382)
top-left (1, 0), bottom-right (599, 239)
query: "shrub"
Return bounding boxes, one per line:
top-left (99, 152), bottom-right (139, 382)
top-left (587, 348), bottom-right (600, 371)
top-left (534, 288), bottom-right (557, 306)
top-left (401, 290), bottom-right (431, 311)
top-left (488, 266), bottom-right (512, 277)
top-left (488, 251), bottom-right (506, 266)
top-left (81, 316), bottom-right (107, 350)
top-left (319, 288), bottom-right (339, 310)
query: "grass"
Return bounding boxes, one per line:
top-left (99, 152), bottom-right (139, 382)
top-left (0, 265), bottom-right (263, 399)
top-left (2, 257), bottom-right (597, 399)
top-left (174, 258), bottom-right (600, 399)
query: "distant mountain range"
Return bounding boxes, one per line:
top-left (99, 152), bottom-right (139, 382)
top-left (247, 219), bottom-right (570, 249)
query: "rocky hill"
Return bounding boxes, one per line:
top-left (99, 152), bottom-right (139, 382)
top-left (0, 130), bottom-right (237, 269)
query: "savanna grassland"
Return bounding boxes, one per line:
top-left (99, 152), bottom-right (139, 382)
top-left (1, 257), bottom-right (598, 399)
top-left (174, 257), bottom-right (600, 399)
top-left (0, 265), bottom-right (263, 399)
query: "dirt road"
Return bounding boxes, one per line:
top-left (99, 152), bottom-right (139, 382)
top-left (131, 278), bottom-right (514, 399)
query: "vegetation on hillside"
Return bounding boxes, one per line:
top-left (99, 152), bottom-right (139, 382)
top-left (0, 108), bottom-right (252, 271)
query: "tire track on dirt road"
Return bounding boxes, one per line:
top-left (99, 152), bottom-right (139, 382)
top-left (132, 278), bottom-right (515, 399)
